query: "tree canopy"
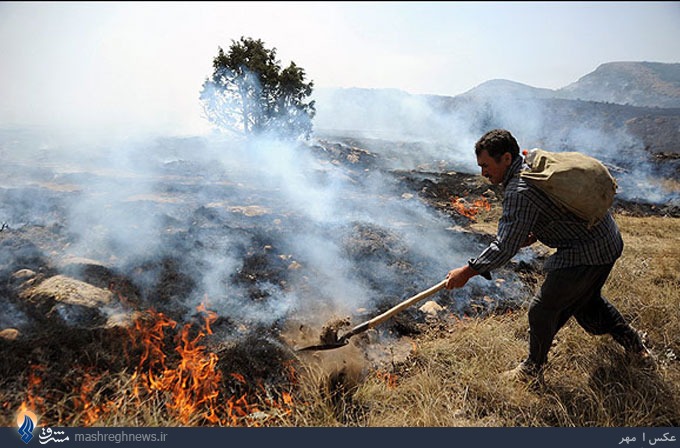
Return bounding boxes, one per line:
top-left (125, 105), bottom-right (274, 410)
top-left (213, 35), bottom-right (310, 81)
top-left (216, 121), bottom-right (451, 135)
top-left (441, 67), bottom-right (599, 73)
top-left (199, 37), bottom-right (316, 140)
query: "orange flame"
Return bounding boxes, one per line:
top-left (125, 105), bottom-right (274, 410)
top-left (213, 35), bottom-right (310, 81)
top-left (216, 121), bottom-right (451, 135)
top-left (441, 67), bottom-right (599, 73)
top-left (127, 308), bottom-right (176, 372)
top-left (19, 301), bottom-right (297, 427)
top-left (450, 196), bottom-right (491, 221)
top-left (196, 300), bottom-right (218, 335)
top-left (230, 372), bottom-right (247, 384)
top-left (226, 394), bottom-right (255, 426)
top-left (375, 370), bottom-right (398, 389)
top-left (21, 364), bottom-right (46, 413)
top-left (283, 360), bottom-right (299, 386)
top-left (127, 306), bottom-right (223, 425)
top-left (72, 372), bottom-right (110, 426)
top-left (154, 322), bottom-right (222, 424)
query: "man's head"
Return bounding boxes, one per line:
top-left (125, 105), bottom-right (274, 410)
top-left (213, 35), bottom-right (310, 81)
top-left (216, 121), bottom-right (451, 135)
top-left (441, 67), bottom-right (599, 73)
top-left (474, 129), bottom-right (520, 185)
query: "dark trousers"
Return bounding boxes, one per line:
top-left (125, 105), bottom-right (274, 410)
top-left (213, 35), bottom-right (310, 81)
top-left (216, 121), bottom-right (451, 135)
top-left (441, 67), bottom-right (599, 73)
top-left (526, 263), bottom-right (643, 367)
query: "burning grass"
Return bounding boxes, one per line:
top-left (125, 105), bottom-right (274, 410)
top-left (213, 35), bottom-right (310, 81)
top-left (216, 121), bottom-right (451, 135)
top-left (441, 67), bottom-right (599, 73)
top-left (1, 214), bottom-right (678, 428)
top-left (1, 127), bottom-right (678, 430)
top-left (1, 304), bottom-right (298, 427)
top-left (450, 196), bottom-right (492, 222)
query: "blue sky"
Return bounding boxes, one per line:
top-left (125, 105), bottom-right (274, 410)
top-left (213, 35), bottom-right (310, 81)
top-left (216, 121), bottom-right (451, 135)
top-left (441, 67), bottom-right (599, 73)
top-left (1, 1), bottom-right (679, 137)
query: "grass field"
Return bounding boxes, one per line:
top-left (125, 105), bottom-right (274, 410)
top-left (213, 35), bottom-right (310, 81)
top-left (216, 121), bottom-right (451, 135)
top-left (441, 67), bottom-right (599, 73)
top-left (2, 214), bottom-right (678, 427)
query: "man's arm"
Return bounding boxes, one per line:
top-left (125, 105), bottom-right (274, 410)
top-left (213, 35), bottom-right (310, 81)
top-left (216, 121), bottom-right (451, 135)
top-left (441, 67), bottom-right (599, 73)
top-left (446, 191), bottom-right (538, 290)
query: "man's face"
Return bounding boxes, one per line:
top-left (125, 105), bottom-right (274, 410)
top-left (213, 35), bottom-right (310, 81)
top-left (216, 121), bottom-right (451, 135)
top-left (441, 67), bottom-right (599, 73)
top-left (476, 149), bottom-right (512, 185)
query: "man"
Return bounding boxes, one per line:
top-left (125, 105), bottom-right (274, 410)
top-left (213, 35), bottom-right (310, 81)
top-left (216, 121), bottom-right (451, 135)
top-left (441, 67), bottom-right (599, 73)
top-left (445, 129), bottom-right (653, 386)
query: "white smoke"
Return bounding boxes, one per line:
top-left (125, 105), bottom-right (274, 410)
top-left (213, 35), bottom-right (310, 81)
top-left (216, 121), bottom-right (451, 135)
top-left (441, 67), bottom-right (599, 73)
top-left (192, 133), bottom-right (478, 324)
top-left (313, 88), bottom-right (679, 206)
top-left (9, 81), bottom-right (672, 337)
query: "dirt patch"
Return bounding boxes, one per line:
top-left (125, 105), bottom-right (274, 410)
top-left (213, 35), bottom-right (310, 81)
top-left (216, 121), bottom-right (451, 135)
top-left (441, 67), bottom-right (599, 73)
top-left (319, 316), bottom-right (352, 345)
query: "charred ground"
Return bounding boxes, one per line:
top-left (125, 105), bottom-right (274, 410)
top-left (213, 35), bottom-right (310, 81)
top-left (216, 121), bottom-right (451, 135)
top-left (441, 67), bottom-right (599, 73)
top-left (0, 134), bottom-right (677, 426)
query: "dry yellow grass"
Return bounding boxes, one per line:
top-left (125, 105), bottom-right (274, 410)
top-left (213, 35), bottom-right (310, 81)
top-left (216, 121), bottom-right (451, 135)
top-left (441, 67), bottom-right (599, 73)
top-left (2, 215), bottom-right (677, 427)
top-left (291, 214), bottom-right (680, 427)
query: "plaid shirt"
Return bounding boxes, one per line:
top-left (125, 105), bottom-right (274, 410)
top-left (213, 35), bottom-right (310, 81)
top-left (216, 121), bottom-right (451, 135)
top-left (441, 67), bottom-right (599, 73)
top-left (469, 156), bottom-right (624, 274)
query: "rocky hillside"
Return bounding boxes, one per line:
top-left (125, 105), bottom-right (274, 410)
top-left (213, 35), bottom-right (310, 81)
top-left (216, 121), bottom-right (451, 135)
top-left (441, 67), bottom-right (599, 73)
top-left (449, 61), bottom-right (680, 108)
top-left (313, 62), bottom-right (680, 159)
top-left (556, 61), bottom-right (680, 108)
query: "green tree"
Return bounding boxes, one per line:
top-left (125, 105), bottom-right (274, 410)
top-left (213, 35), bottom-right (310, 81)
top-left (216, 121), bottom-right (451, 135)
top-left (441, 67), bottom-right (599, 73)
top-left (200, 37), bottom-right (315, 140)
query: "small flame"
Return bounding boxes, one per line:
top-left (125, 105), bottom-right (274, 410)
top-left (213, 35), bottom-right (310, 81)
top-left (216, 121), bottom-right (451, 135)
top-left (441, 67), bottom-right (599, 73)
top-left (375, 370), bottom-right (398, 389)
top-left (22, 365), bottom-right (46, 413)
top-left (450, 196), bottom-right (491, 221)
top-left (231, 372), bottom-right (247, 384)
top-left (126, 308), bottom-right (176, 371)
top-left (72, 372), bottom-right (109, 426)
top-left (226, 394), bottom-right (255, 426)
top-left (196, 299), bottom-right (218, 335)
top-left (128, 306), bottom-right (222, 425)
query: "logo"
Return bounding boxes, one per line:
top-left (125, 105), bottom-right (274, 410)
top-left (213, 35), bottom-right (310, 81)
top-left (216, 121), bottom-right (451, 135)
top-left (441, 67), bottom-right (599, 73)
top-left (17, 409), bottom-right (37, 444)
top-left (38, 428), bottom-right (69, 445)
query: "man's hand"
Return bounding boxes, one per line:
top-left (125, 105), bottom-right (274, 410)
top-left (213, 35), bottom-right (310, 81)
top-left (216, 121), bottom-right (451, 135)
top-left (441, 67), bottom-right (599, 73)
top-left (445, 265), bottom-right (478, 290)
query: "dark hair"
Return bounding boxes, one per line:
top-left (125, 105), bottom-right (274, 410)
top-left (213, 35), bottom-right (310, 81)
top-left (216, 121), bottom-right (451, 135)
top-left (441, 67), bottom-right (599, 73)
top-left (474, 129), bottom-right (520, 162)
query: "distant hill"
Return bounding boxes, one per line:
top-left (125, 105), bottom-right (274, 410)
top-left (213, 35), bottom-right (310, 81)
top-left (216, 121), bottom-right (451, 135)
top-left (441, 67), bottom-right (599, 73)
top-left (458, 79), bottom-right (555, 100)
top-left (452, 62), bottom-right (680, 108)
top-left (313, 62), bottom-right (680, 160)
top-left (313, 63), bottom-right (680, 112)
top-left (556, 61), bottom-right (680, 108)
